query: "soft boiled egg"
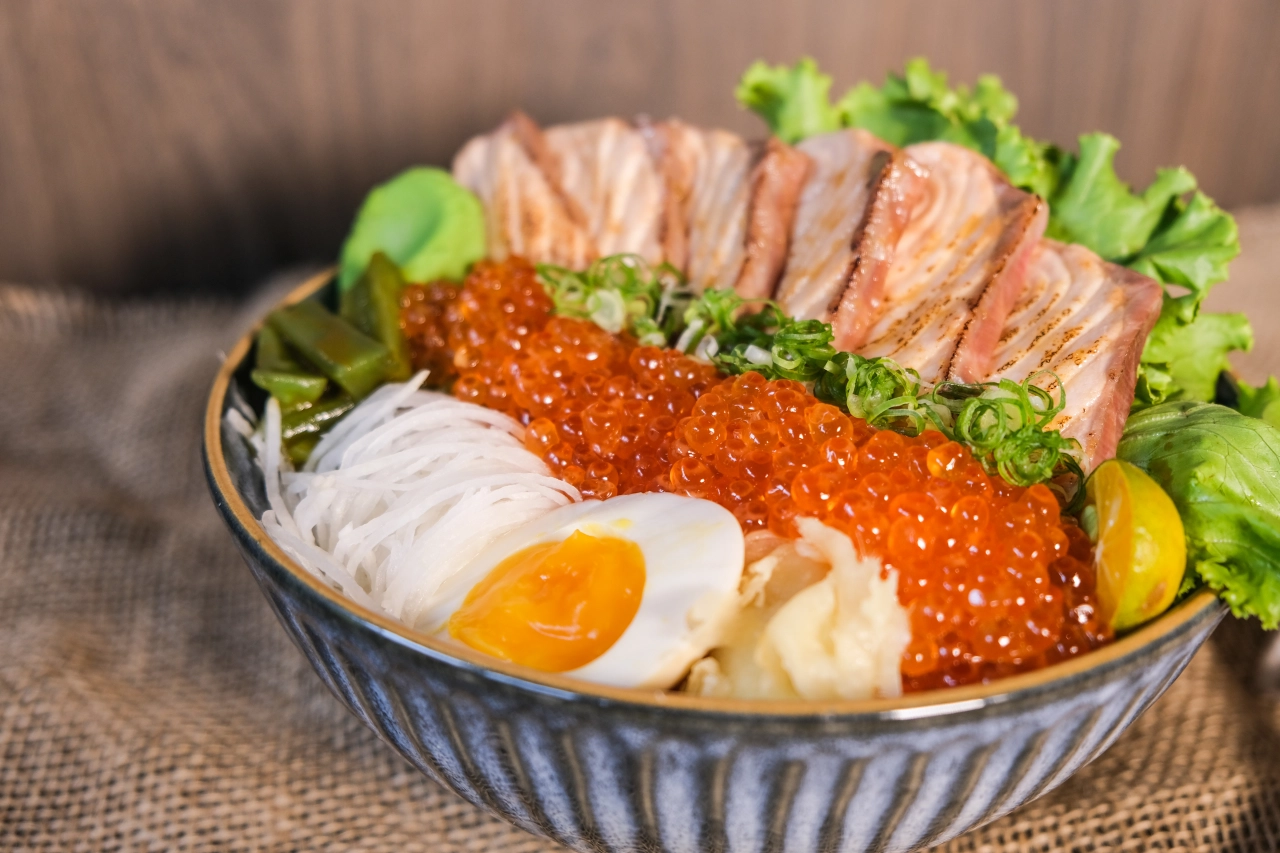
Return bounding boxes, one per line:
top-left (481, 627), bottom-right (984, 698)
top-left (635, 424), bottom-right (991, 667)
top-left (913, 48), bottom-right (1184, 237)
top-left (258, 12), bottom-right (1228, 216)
top-left (420, 493), bottom-right (745, 689)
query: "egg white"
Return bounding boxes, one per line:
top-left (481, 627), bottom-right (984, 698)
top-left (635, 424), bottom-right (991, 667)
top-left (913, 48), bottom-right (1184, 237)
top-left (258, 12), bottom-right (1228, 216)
top-left (423, 492), bottom-right (746, 689)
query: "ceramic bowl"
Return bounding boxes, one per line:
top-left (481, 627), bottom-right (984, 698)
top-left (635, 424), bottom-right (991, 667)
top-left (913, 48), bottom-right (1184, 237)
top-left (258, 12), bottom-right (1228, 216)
top-left (204, 270), bottom-right (1226, 853)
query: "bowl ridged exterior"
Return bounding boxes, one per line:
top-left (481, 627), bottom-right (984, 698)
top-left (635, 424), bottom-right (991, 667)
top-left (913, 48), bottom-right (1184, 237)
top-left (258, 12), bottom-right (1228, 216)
top-left (205, 271), bottom-right (1226, 853)
top-left (212, 518), bottom-right (1220, 853)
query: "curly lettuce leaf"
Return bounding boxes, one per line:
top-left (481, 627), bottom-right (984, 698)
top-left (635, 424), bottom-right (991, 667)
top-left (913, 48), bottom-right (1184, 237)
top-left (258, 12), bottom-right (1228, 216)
top-left (1128, 190), bottom-right (1241, 323)
top-left (1046, 134), bottom-right (1196, 261)
top-left (1118, 401), bottom-right (1280, 628)
top-left (993, 125), bottom-right (1063, 202)
top-left (836, 59), bottom-right (1061, 199)
top-left (735, 58), bottom-right (841, 145)
top-left (835, 57), bottom-right (1015, 142)
top-left (735, 58), bottom-right (1244, 411)
top-left (1139, 310), bottom-right (1253, 403)
top-left (1237, 377), bottom-right (1280, 429)
top-left (738, 58), bottom-right (1061, 199)
top-left (1132, 360), bottom-right (1175, 409)
top-left (1035, 133), bottom-right (1242, 409)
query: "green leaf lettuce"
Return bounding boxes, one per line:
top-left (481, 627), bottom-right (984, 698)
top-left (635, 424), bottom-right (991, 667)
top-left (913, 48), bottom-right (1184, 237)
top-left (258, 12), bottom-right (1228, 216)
top-left (734, 57), bottom-right (1244, 410)
top-left (1236, 377), bottom-right (1280, 429)
top-left (735, 58), bottom-right (841, 145)
top-left (1118, 401), bottom-right (1280, 629)
top-left (1045, 134), bottom-right (1195, 261)
top-left (838, 58), bottom-right (1061, 199)
top-left (1128, 190), bottom-right (1241, 318)
top-left (1139, 310), bottom-right (1252, 404)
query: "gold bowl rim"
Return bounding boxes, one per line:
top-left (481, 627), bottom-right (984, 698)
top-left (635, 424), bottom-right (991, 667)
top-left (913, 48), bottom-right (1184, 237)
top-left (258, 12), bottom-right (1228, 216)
top-left (205, 268), bottom-right (1223, 719)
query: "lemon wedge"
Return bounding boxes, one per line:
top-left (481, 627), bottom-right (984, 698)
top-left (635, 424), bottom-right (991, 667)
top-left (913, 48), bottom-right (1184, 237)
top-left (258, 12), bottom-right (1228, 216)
top-left (1082, 459), bottom-right (1187, 632)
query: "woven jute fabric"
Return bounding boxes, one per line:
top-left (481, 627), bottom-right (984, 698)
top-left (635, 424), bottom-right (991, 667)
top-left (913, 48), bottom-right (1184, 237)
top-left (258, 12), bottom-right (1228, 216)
top-left (4, 210), bottom-right (1280, 852)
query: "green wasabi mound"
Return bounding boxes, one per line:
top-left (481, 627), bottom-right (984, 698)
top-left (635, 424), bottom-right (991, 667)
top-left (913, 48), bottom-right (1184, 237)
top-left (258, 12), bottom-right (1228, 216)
top-left (1118, 401), bottom-right (1280, 628)
top-left (338, 167), bottom-right (485, 292)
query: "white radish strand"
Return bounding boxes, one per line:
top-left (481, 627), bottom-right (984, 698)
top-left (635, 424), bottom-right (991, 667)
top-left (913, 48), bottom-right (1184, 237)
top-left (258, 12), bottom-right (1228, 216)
top-left (256, 373), bottom-right (580, 629)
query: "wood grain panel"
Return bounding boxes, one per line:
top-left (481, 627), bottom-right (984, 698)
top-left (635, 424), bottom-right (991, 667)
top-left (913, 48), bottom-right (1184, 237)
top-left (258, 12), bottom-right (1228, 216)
top-left (1, 0), bottom-right (1277, 295)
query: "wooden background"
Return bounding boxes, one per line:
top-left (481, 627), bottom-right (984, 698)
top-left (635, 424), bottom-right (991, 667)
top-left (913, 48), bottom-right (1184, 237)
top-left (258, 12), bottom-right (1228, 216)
top-left (2, 0), bottom-right (1279, 296)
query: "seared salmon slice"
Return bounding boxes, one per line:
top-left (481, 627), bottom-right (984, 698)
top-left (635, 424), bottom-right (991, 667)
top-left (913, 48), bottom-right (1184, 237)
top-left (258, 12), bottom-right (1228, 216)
top-left (647, 120), bottom-right (756, 291)
top-left (457, 114), bottom-right (808, 298)
top-left (453, 113), bottom-right (666, 268)
top-left (650, 127), bottom-right (808, 298)
top-left (452, 113), bottom-right (596, 268)
top-left (858, 141), bottom-right (1046, 384)
top-left (773, 129), bottom-right (895, 321)
top-left (828, 151), bottom-right (924, 351)
top-left (544, 118), bottom-right (665, 265)
top-left (734, 138), bottom-right (811, 300)
top-left (770, 129), bottom-right (924, 350)
top-left (983, 240), bottom-right (1163, 471)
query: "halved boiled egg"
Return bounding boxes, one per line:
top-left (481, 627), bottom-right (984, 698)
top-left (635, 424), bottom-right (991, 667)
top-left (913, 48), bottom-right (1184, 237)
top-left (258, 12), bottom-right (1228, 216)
top-left (422, 493), bottom-right (745, 689)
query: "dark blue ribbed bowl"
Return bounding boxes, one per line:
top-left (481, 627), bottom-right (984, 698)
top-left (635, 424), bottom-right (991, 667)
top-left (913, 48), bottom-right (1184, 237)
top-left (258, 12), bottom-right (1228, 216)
top-left (204, 270), bottom-right (1225, 853)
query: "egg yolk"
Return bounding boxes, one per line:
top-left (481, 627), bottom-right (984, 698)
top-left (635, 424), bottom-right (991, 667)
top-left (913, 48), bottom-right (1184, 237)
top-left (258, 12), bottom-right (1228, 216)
top-left (448, 530), bottom-right (646, 672)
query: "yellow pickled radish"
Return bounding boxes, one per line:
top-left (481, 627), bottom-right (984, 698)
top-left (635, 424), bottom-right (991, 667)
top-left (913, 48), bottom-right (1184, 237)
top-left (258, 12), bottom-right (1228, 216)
top-left (1082, 459), bottom-right (1187, 632)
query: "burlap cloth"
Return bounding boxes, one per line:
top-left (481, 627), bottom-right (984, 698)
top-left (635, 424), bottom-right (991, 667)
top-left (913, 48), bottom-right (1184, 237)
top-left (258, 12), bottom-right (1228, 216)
top-left (4, 209), bottom-right (1280, 853)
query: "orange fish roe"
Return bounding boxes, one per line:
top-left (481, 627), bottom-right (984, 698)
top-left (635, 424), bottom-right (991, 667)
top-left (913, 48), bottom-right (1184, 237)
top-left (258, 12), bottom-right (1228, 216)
top-left (401, 257), bottom-right (1110, 690)
top-left (464, 312), bottom-right (722, 497)
top-left (671, 371), bottom-right (1109, 690)
top-left (400, 258), bottom-right (554, 390)
top-left (401, 258), bottom-right (722, 499)
top-left (400, 279), bottom-right (461, 384)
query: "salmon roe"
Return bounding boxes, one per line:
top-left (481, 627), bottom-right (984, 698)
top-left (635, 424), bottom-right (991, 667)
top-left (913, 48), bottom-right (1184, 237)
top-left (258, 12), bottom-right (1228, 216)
top-left (671, 372), bottom-right (1110, 690)
top-left (401, 257), bottom-right (1110, 690)
top-left (402, 258), bottom-right (722, 498)
top-left (400, 257), bottom-right (552, 388)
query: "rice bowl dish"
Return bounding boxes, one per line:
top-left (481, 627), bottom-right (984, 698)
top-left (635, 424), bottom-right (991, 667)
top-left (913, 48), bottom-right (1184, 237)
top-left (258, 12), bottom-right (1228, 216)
top-left (203, 53), bottom-right (1280, 852)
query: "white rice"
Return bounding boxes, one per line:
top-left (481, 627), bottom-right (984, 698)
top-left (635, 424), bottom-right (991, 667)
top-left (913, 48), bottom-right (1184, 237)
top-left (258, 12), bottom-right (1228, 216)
top-left (251, 371), bottom-right (579, 629)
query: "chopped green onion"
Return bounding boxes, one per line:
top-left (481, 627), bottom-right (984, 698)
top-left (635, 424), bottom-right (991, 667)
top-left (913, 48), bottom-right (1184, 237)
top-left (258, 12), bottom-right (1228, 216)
top-left (537, 254), bottom-right (697, 342)
top-left (676, 286), bottom-right (1083, 492)
top-left (536, 257), bottom-right (1082, 494)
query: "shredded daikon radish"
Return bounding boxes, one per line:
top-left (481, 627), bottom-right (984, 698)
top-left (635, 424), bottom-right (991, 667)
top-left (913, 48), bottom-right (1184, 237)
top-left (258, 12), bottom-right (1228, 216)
top-left (256, 372), bottom-right (580, 628)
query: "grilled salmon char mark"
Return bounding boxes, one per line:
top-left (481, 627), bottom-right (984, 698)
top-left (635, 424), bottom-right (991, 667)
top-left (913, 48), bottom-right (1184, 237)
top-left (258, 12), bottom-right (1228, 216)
top-left (994, 306), bottom-right (1071, 372)
top-left (733, 137), bottom-right (811, 300)
top-left (772, 129), bottom-right (894, 322)
top-left (1033, 324), bottom-right (1084, 369)
top-left (643, 119), bottom-right (697, 272)
top-left (827, 150), bottom-right (894, 315)
top-left (829, 150), bottom-right (925, 351)
top-left (508, 110), bottom-right (591, 231)
top-left (867, 210), bottom-right (1010, 361)
top-left (856, 142), bottom-right (1045, 384)
top-left (982, 240), bottom-right (1163, 471)
top-left (1062, 339), bottom-right (1100, 367)
top-left (948, 195), bottom-right (1048, 382)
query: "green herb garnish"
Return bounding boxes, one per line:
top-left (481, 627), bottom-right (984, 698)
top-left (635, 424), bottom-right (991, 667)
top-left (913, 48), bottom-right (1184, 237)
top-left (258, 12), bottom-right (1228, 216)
top-left (681, 295), bottom-right (837, 383)
top-left (536, 254), bottom-right (696, 346)
top-left (934, 375), bottom-right (1084, 492)
top-left (674, 287), bottom-right (1083, 492)
top-left (533, 256), bottom-right (1080, 492)
top-left (818, 353), bottom-right (1083, 493)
